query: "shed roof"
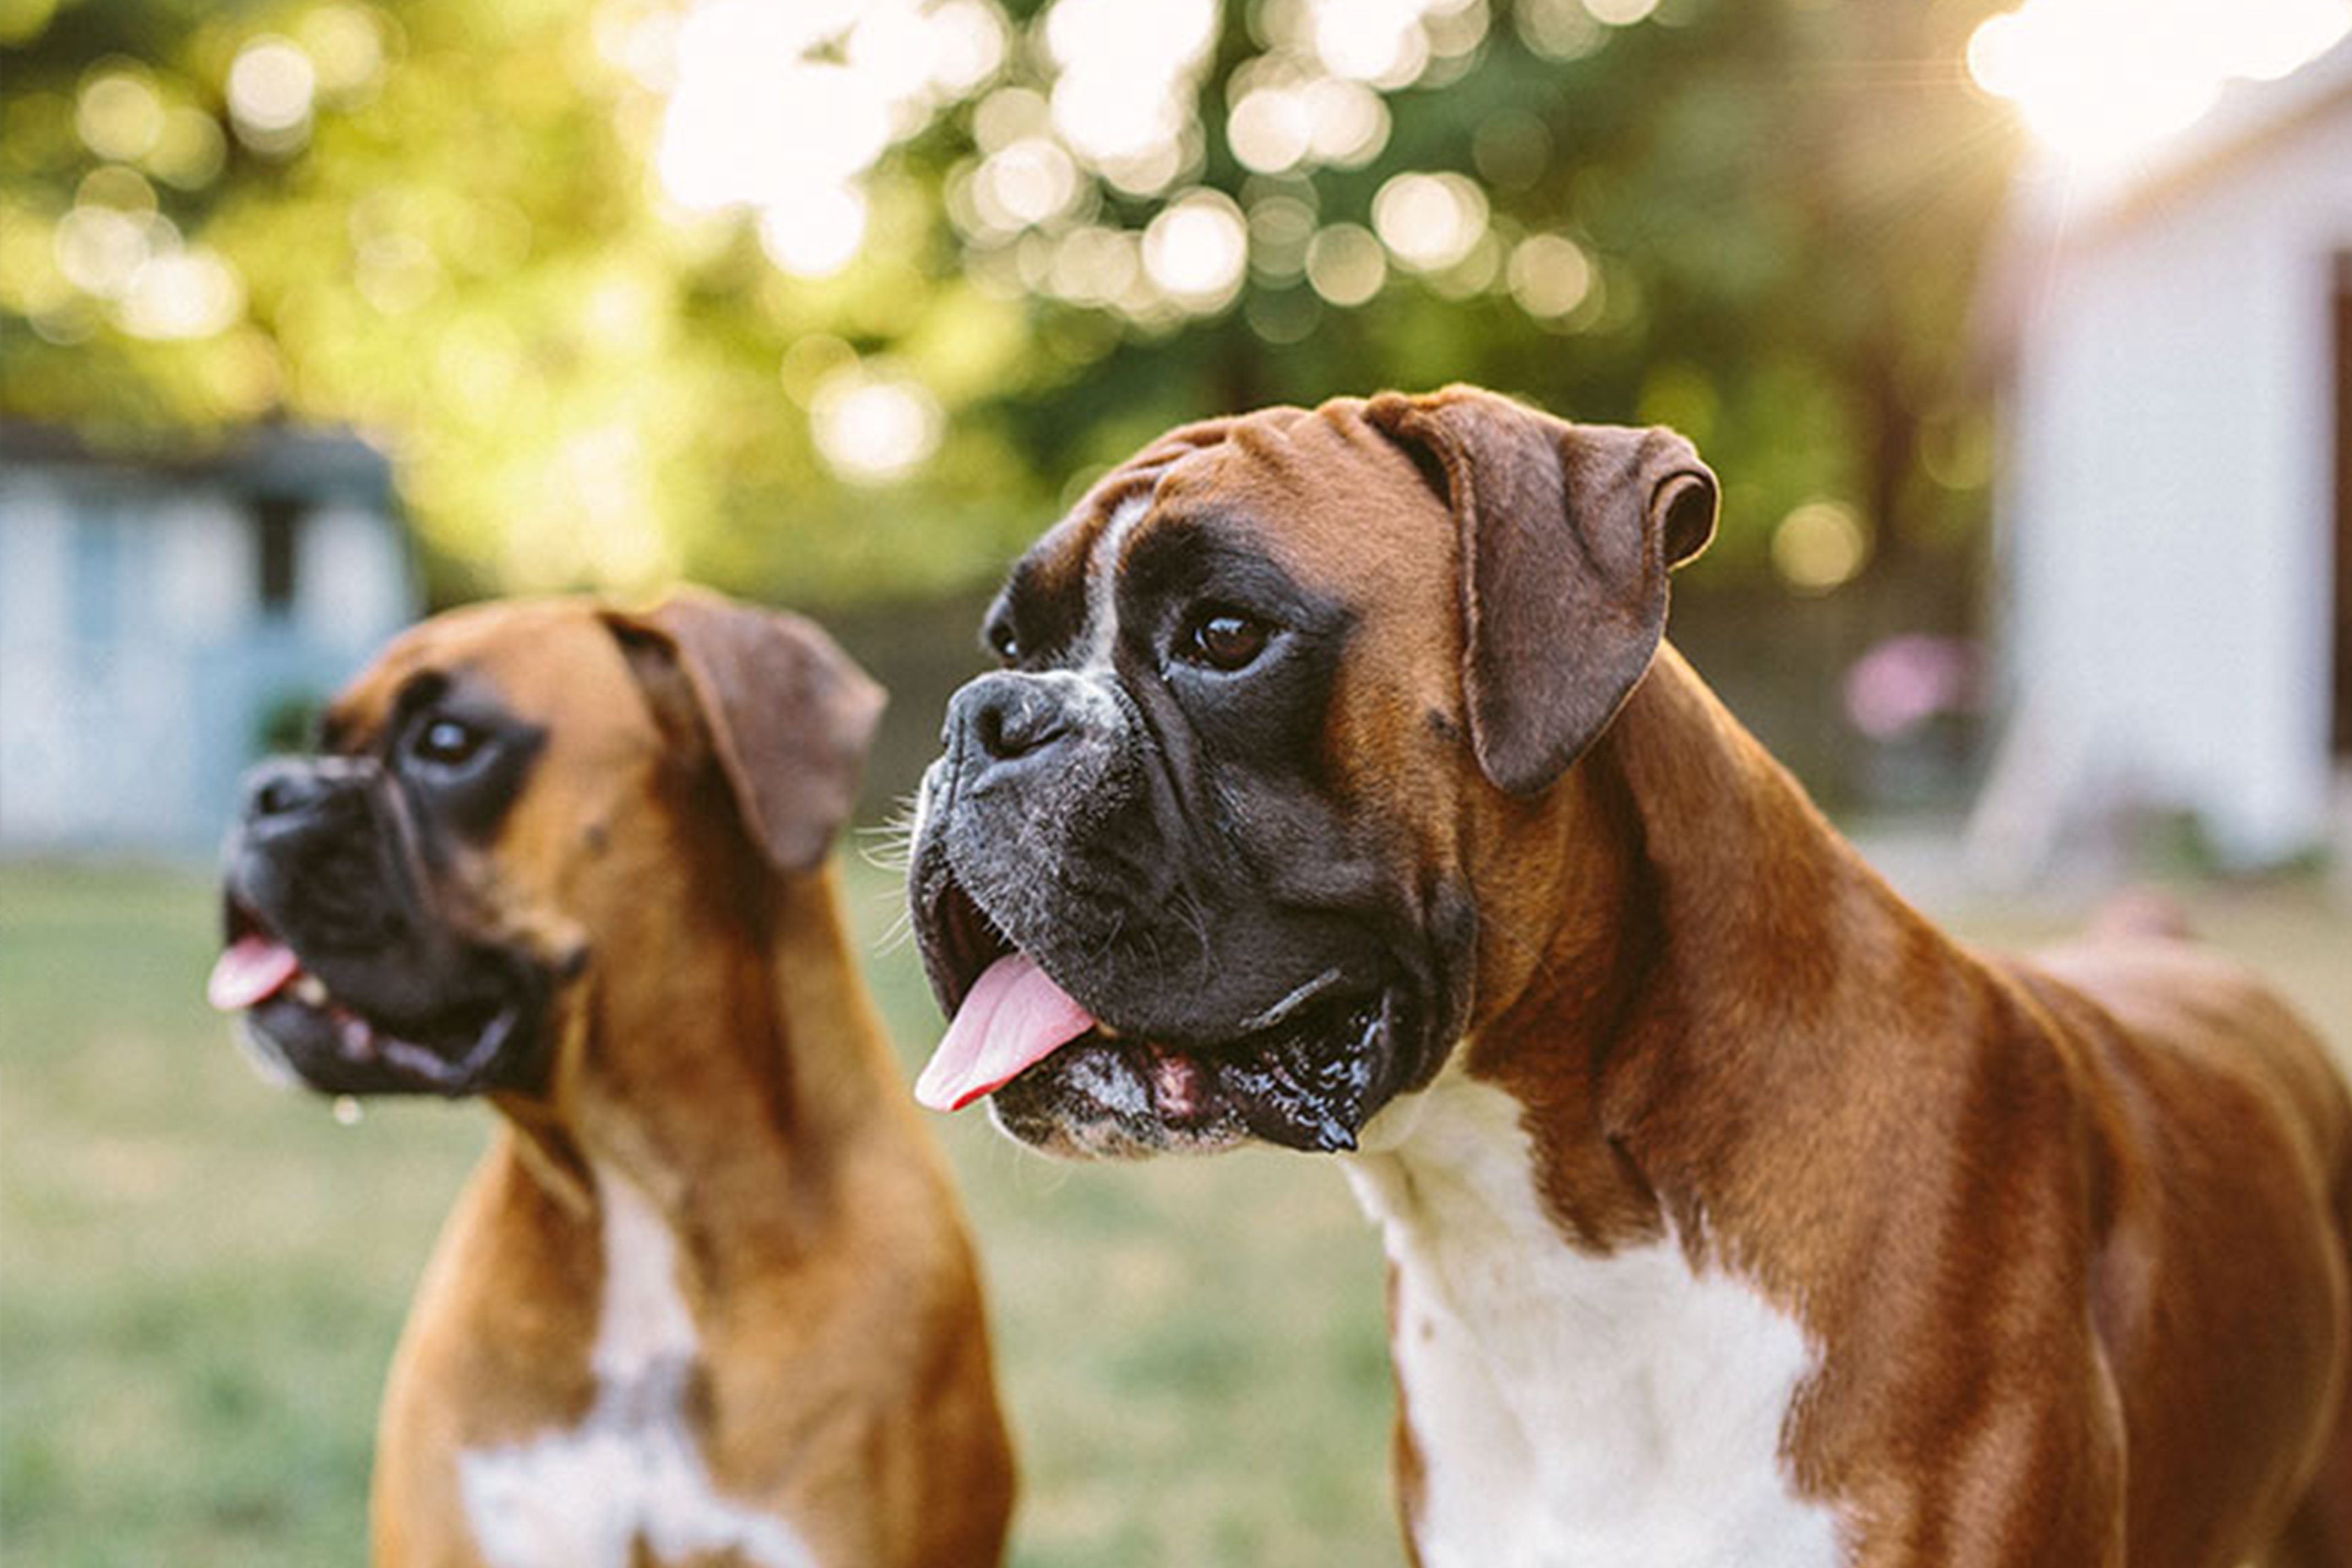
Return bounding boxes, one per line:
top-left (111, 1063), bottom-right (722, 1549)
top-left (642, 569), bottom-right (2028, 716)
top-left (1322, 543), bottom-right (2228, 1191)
top-left (0, 422), bottom-right (396, 509)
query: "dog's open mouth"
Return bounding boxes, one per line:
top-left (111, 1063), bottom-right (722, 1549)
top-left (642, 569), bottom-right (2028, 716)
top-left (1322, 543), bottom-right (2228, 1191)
top-left (209, 900), bottom-right (532, 1097)
top-left (912, 878), bottom-right (1389, 1153)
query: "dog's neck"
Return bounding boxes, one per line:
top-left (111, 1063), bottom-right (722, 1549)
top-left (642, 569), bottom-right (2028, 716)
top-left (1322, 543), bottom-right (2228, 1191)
top-left (1448, 643), bottom-right (1939, 1259)
top-left (498, 862), bottom-right (906, 1256)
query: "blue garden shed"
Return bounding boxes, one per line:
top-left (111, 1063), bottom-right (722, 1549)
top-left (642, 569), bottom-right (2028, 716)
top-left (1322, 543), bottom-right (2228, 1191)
top-left (0, 424), bottom-right (419, 857)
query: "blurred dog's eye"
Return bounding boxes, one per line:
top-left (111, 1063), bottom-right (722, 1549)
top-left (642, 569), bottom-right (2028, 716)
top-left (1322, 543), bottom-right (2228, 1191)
top-left (410, 716), bottom-right (486, 769)
top-left (987, 624), bottom-right (1019, 667)
top-left (1180, 610), bottom-right (1272, 672)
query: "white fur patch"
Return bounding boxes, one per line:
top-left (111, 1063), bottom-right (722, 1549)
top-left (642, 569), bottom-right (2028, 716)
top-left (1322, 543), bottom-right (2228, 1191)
top-left (1343, 1077), bottom-right (1849, 1568)
top-left (458, 1167), bottom-right (815, 1568)
top-left (1077, 495), bottom-right (1148, 669)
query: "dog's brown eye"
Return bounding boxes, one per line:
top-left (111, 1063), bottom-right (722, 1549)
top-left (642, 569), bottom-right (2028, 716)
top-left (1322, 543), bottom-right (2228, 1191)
top-left (411, 716), bottom-right (486, 768)
top-left (1184, 611), bottom-right (1271, 672)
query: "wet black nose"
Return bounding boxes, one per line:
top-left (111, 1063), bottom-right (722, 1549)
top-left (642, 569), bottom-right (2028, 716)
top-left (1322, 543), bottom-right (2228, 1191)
top-left (950, 673), bottom-right (1074, 778)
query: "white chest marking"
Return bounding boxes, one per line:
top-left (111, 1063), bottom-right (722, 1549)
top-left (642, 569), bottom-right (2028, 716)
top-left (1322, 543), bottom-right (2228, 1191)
top-left (1343, 1079), bottom-right (1850, 1568)
top-left (458, 1166), bottom-right (815, 1568)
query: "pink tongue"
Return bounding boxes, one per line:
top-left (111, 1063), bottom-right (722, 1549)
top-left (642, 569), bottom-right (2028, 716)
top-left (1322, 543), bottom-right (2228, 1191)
top-left (915, 954), bottom-right (1098, 1113)
top-left (208, 934), bottom-right (302, 1012)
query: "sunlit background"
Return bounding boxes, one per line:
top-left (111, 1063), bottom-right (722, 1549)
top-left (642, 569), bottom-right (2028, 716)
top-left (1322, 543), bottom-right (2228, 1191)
top-left (1969, 0), bottom-right (2348, 174)
top-left (5, 1), bottom-right (2352, 1561)
top-left (8, 0), bottom-right (2343, 599)
top-left (1, 0), bottom-right (1984, 599)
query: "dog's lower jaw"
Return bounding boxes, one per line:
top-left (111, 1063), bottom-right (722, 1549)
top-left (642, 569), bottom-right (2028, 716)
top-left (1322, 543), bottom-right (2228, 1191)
top-left (978, 981), bottom-right (1460, 1158)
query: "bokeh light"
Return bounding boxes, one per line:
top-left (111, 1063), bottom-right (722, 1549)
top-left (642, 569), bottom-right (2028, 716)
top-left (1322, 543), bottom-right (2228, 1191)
top-left (973, 138), bottom-right (1082, 231)
top-left (1247, 194), bottom-right (1317, 281)
top-left (1300, 79), bottom-right (1391, 167)
top-left (1311, 0), bottom-right (1433, 86)
top-left (1844, 635), bottom-right (1978, 741)
top-left (1514, 0), bottom-right (1608, 61)
top-left (1371, 171), bottom-right (1489, 272)
top-left (300, 5), bottom-right (389, 102)
top-left (146, 106), bottom-right (227, 189)
top-left (1771, 501), bottom-right (1870, 594)
top-left (1044, 0), bottom-right (1216, 194)
top-left (758, 186), bottom-right (869, 279)
top-left (971, 86), bottom-right (1049, 153)
top-left (117, 246), bottom-right (244, 340)
top-left (810, 362), bottom-right (945, 483)
top-left (1507, 233), bottom-right (1594, 319)
top-left (1142, 189), bottom-right (1248, 312)
top-left (656, 0), bottom-right (1008, 276)
top-left (353, 231), bottom-right (439, 316)
top-left (1967, 0), bottom-right (2351, 170)
top-left (1227, 86), bottom-right (1316, 175)
top-left (226, 36), bottom-right (316, 156)
top-left (1304, 222), bottom-right (1386, 306)
top-left (662, 53), bottom-right (890, 207)
top-left (53, 204), bottom-right (153, 298)
top-left (1046, 225), bottom-right (1141, 307)
top-left (1583, 0), bottom-right (1661, 26)
top-left (75, 67), bottom-right (165, 162)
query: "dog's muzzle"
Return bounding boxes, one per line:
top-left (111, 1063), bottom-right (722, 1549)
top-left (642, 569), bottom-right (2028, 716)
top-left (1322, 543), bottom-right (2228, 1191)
top-left (211, 756), bottom-right (550, 1098)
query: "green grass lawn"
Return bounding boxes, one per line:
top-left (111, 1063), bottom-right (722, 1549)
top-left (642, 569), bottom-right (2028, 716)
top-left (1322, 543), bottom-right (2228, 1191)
top-left (3, 857), bottom-right (2348, 1567)
top-left (0, 859), bottom-right (1401, 1567)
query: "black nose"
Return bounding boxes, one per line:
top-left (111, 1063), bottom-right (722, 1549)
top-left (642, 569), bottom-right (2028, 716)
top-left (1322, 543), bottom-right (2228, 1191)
top-left (239, 758), bottom-right (357, 827)
top-left (244, 759), bottom-right (325, 819)
top-left (951, 673), bottom-right (1074, 775)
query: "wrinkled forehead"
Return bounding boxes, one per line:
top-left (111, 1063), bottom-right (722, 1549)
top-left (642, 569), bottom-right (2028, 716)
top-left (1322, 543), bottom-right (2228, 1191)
top-left (322, 599), bottom-right (636, 749)
top-left (993, 398), bottom-right (1449, 651)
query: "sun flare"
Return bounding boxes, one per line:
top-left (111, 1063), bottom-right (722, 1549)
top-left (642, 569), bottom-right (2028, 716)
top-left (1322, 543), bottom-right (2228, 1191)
top-left (1967, 0), bottom-right (2350, 172)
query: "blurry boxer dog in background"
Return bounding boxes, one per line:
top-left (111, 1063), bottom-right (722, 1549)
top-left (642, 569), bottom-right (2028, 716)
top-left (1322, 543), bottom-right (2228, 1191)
top-left (213, 589), bottom-right (1014, 1567)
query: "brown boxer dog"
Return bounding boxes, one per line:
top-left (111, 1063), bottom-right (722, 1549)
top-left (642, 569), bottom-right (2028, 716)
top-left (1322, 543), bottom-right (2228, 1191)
top-left (906, 387), bottom-right (2352, 1567)
top-left (209, 590), bottom-right (1014, 1567)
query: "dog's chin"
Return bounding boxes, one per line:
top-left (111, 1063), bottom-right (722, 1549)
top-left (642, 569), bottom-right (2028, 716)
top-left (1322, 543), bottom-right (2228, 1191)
top-left (222, 903), bottom-right (551, 1099)
top-left (984, 989), bottom-right (1404, 1159)
top-left (238, 986), bottom-right (542, 1098)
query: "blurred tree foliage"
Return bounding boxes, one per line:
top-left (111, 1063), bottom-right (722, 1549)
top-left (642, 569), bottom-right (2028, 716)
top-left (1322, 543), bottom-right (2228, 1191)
top-left (0, 0), bottom-right (2014, 607)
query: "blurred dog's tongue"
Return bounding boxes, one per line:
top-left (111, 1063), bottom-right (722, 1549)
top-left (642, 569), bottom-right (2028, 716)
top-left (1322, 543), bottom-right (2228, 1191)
top-left (208, 934), bottom-right (301, 1011)
top-left (916, 954), bottom-right (1097, 1112)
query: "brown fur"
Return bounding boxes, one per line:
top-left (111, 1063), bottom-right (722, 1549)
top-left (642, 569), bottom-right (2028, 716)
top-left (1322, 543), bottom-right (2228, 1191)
top-left (328, 599), bottom-right (1012, 1567)
top-left (1468, 651), bottom-right (2350, 1565)
top-left (1048, 389), bottom-right (2352, 1565)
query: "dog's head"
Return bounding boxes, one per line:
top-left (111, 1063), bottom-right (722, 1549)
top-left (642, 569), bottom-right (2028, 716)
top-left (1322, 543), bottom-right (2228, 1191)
top-left (907, 386), bottom-right (1716, 1157)
top-left (210, 590), bottom-right (882, 1099)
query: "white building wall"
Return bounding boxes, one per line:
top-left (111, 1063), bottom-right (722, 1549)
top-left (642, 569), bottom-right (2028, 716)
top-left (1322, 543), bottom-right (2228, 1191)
top-left (113, 495), bottom-right (253, 843)
top-left (149, 496), bottom-right (253, 641)
top-left (301, 502), bottom-right (413, 647)
top-left (0, 477), bottom-right (78, 841)
top-left (2000, 101), bottom-right (2352, 863)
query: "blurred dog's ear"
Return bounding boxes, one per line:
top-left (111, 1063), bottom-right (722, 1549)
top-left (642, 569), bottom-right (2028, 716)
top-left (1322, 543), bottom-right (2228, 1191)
top-left (603, 589), bottom-right (886, 874)
top-left (1366, 385), bottom-right (1717, 797)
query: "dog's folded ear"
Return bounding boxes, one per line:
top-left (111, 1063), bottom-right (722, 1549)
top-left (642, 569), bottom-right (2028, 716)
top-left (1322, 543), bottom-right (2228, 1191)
top-left (1366, 385), bottom-right (1717, 798)
top-left (603, 589), bottom-right (886, 874)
